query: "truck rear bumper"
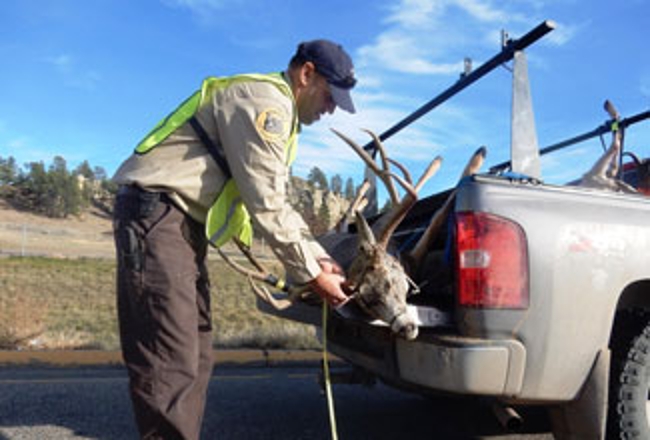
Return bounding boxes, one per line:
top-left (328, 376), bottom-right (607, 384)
top-left (395, 336), bottom-right (526, 396)
top-left (259, 298), bottom-right (527, 397)
top-left (327, 310), bottom-right (526, 397)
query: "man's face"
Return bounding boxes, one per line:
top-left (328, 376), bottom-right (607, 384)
top-left (296, 67), bottom-right (336, 126)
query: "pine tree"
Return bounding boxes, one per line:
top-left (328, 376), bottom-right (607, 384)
top-left (330, 174), bottom-right (343, 196)
top-left (0, 156), bottom-right (18, 185)
top-left (344, 177), bottom-right (355, 200)
top-left (316, 194), bottom-right (331, 235)
top-left (307, 166), bottom-right (329, 191)
top-left (75, 160), bottom-right (95, 179)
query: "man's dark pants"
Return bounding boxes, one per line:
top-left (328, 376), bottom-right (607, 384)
top-left (113, 186), bottom-right (213, 440)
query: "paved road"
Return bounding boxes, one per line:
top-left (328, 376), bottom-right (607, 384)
top-left (0, 365), bottom-right (553, 439)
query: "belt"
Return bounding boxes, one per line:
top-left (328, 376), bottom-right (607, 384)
top-left (115, 185), bottom-right (207, 252)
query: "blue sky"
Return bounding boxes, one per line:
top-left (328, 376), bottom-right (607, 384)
top-left (2, 0), bottom-right (649, 199)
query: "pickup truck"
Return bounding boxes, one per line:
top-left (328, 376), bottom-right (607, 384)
top-left (258, 21), bottom-right (650, 439)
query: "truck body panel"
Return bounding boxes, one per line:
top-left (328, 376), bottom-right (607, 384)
top-left (302, 174), bottom-right (650, 405)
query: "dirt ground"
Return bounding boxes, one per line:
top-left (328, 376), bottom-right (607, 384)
top-left (0, 199), bottom-right (115, 259)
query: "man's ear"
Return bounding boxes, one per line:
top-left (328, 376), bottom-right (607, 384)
top-left (299, 61), bottom-right (317, 86)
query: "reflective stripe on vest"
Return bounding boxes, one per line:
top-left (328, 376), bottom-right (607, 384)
top-left (133, 72), bottom-right (298, 247)
top-left (205, 179), bottom-right (253, 247)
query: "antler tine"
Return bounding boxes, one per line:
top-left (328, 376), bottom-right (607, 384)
top-left (331, 128), bottom-right (384, 178)
top-left (351, 179), bottom-right (371, 213)
top-left (363, 129), bottom-right (417, 196)
top-left (377, 155), bottom-right (443, 249)
top-left (387, 158), bottom-right (413, 185)
top-left (407, 146), bottom-right (487, 269)
top-left (356, 197), bottom-right (369, 214)
top-left (334, 178), bottom-right (371, 233)
top-left (377, 194), bottom-right (416, 250)
top-left (247, 277), bottom-right (294, 310)
top-left (332, 128), bottom-right (414, 204)
top-left (414, 156), bottom-right (443, 193)
top-left (361, 129), bottom-right (401, 203)
top-left (233, 237), bottom-right (265, 272)
top-left (216, 247), bottom-right (273, 284)
top-left (217, 243), bottom-right (311, 310)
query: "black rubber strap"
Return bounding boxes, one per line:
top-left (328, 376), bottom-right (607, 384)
top-left (189, 115), bottom-right (232, 178)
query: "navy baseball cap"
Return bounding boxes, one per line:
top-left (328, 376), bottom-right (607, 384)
top-left (296, 40), bottom-right (357, 113)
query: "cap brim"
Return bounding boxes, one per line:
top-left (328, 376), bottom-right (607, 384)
top-left (330, 84), bottom-right (356, 114)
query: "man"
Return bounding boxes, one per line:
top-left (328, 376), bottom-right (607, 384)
top-left (112, 39), bottom-right (356, 439)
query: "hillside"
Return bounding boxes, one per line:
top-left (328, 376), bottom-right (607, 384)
top-left (0, 198), bottom-right (115, 259)
top-left (0, 180), bottom-right (351, 259)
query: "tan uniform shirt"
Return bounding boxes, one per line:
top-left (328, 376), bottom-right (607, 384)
top-left (113, 73), bottom-right (327, 283)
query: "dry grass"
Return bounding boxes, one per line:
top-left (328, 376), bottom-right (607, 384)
top-left (0, 256), bottom-right (320, 351)
top-left (0, 201), bottom-right (321, 351)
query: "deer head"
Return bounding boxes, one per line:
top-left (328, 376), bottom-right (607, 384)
top-left (330, 128), bottom-right (443, 340)
top-left (346, 210), bottom-right (418, 339)
top-left (328, 129), bottom-right (487, 339)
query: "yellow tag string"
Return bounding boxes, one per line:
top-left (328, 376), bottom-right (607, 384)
top-left (322, 302), bottom-right (339, 440)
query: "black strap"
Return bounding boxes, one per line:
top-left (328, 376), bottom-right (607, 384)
top-left (189, 116), bottom-right (232, 178)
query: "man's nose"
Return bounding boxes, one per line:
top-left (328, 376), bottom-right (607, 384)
top-left (326, 98), bottom-right (336, 114)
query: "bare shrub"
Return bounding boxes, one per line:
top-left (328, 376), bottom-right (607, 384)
top-left (0, 295), bottom-right (47, 349)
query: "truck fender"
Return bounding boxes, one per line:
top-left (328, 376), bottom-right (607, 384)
top-left (548, 348), bottom-right (609, 440)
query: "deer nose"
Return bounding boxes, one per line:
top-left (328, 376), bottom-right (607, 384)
top-left (391, 313), bottom-right (418, 340)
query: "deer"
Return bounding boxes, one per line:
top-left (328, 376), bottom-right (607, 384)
top-left (218, 128), bottom-right (486, 340)
top-left (578, 100), bottom-right (638, 194)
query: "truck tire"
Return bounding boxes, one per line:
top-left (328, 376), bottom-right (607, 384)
top-left (608, 309), bottom-right (650, 439)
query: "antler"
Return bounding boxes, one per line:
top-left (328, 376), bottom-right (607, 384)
top-left (216, 239), bottom-right (311, 310)
top-left (331, 128), bottom-right (418, 204)
top-left (331, 128), bottom-right (442, 249)
top-left (377, 156), bottom-right (442, 249)
top-left (406, 146), bottom-right (487, 270)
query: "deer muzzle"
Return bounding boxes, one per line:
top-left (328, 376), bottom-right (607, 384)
top-left (391, 311), bottom-right (418, 340)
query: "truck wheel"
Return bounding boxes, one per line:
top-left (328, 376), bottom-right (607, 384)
top-left (608, 309), bottom-right (650, 439)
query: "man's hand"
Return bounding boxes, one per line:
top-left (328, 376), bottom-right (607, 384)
top-left (317, 256), bottom-right (344, 275)
top-left (309, 256), bottom-right (348, 307)
top-left (309, 271), bottom-right (348, 308)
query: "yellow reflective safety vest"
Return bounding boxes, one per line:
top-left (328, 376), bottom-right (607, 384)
top-left (134, 73), bottom-right (298, 248)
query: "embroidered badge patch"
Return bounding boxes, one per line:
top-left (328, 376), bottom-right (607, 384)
top-left (256, 108), bottom-right (287, 142)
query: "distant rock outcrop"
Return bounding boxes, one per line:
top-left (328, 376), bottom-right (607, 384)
top-left (288, 176), bottom-right (351, 234)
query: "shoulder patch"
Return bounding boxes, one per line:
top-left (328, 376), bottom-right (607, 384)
top-left (256, 108), bottom-right (288, 142)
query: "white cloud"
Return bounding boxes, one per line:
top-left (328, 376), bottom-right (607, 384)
top-left (161, 0), bottom-right (245, 23)
top-left (640, 73), bottom-right (650, 98)
top-left (455, 0), bottom-right (509, 23)
top-left (162, 0), bottom-right (231, 9)
top-left (541, 146), bottom-right (594, 183)
top-left (545, 20), bottom-right (580, 46)
top-left (8, 137), bottom-right (28, 150)
top-left (384, 0), bottom-right (444, 28)
top-left (46, 54), bottom-right (73, 72)
top-left (44, 54), bottom-right (101, 91)
top-left (359, 32), bottom-right (464, 75)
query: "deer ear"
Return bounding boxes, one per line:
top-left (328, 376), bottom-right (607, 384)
top-left (355, 211), bottom-right (376, 252)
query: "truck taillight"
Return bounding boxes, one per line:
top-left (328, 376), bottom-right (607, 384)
top-left (454, 212), bottom-right (529, 309)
